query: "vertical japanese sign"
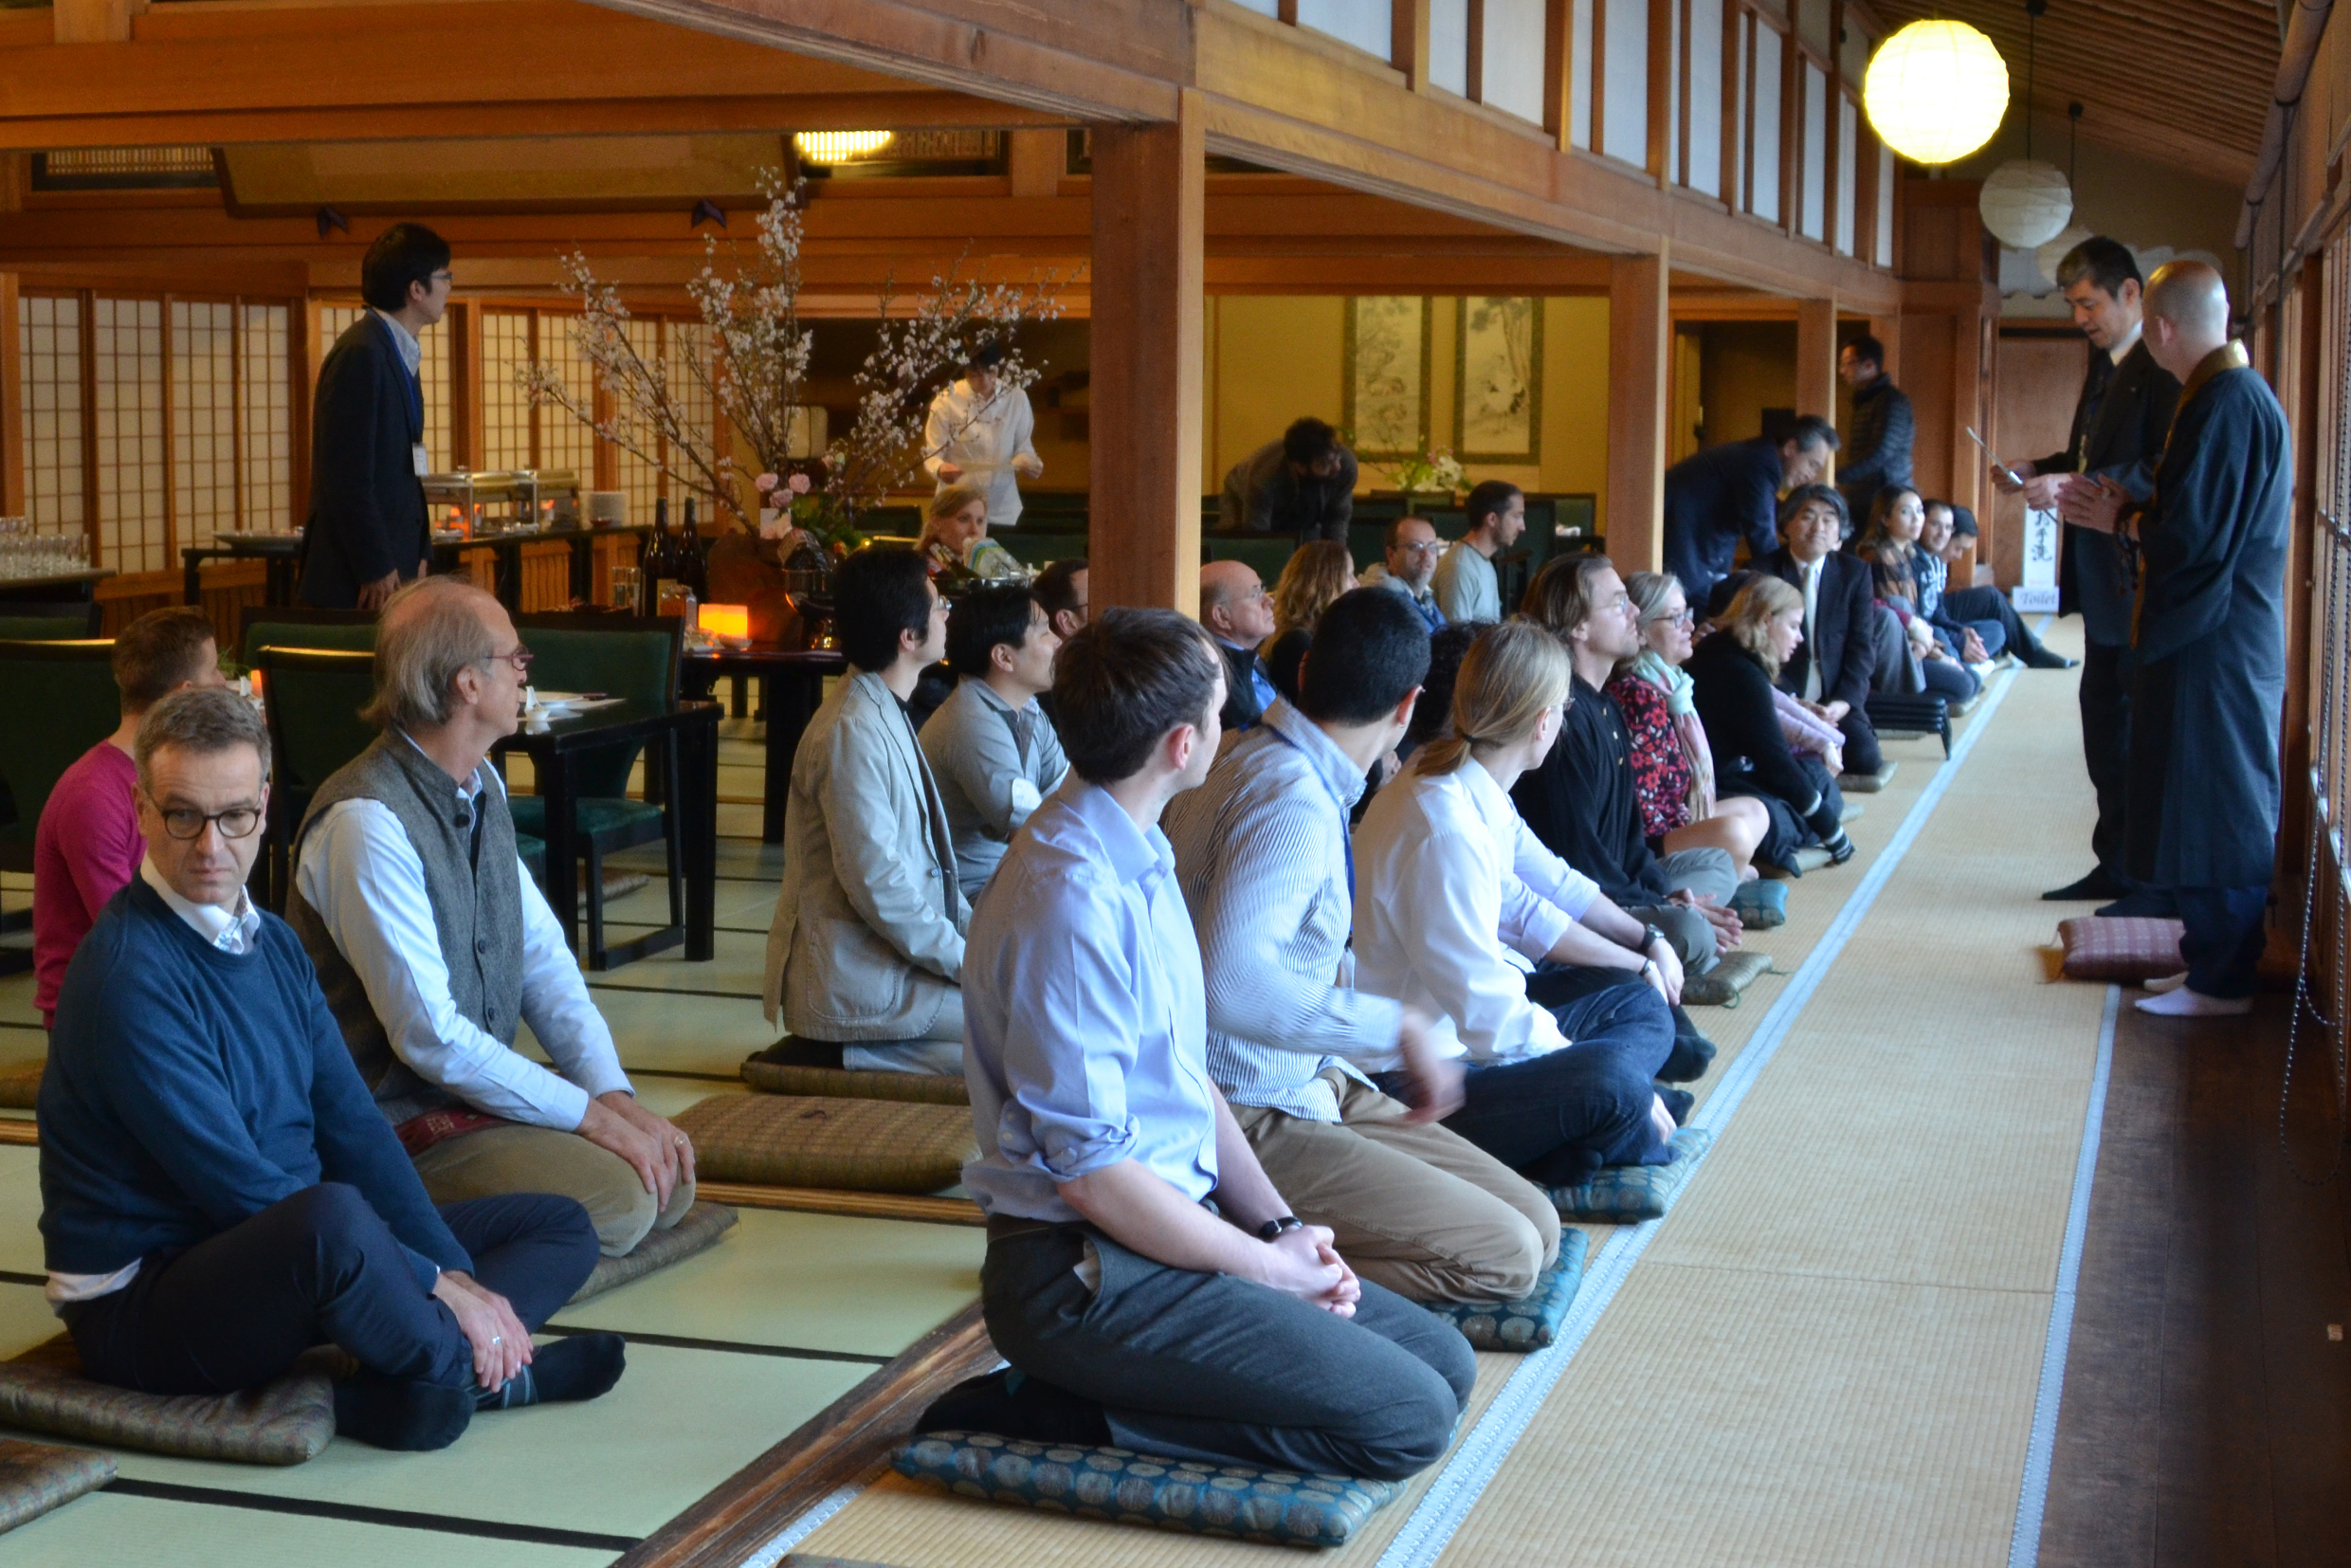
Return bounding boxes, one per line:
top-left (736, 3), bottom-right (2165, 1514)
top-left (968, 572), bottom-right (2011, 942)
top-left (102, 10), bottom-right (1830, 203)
top-left (2013, 505), bottom-right (2061, 612)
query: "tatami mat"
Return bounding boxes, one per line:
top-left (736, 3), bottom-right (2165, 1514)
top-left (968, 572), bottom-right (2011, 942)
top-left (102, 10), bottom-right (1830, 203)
top-left (0, 1489), bottom-right (615, 1568)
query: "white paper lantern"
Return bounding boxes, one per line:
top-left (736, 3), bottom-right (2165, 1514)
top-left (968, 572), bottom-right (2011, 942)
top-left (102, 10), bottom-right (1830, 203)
top-left (1863, 21), bottom-right (2010, 165)
top-left (1979, 158), bottom-right (2075, 249)
top-left (2036, 223), bottom-right (2095, 288)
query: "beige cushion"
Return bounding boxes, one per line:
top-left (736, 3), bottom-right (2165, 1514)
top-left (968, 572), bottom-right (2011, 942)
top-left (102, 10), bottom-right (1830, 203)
top-left (0, 1064), bottom-right (42, 1111)
top-left (741, 1055), bottom-right (970, 1106)
top-left (674, 1095), bottom-right (975, 1193)
top-left (568, 1201), bottom-right (738, 1303)
top-left (0, 1339), bottom-right (338, 1466)
top-left (0, 1438), bottom-right (115, 1534)
top-left (1680, 949), bottom-right (1775, 1008)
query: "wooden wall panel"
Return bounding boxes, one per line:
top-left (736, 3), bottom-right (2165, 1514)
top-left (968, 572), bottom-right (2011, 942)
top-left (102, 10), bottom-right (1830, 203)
top-left (1606, 247), bottom-right (1670, 573)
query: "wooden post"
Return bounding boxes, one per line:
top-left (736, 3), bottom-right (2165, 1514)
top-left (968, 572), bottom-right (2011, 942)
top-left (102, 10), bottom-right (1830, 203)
top-left (0, 273), bottom-right (21, 519)
top-left (1795, 295), bottom-right (1836, 417)
top-left (1647, 0), bottom-right (1672, 187)
top-left (1088, 91), bottom-right (1205, 616)
top-left (1393, 0), bottom-right (1433, 93)
top-left (446, 301), bottom-right (483, 470)
top-left (1006, 129), bottom-right (1065, 199)
top-left (289, 296), bottom-right (316, 529)
top-left (1543, 0), bottom-right (1576, 150)
top-left (1606, 247), bottom-right (1670, 574)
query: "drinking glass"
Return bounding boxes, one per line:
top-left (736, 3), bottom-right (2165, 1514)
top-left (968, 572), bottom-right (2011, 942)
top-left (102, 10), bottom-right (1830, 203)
top-left (610, 566), bottom-right (642, 613)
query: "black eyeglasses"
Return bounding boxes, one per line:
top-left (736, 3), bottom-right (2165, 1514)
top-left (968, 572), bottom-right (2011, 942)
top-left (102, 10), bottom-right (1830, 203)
top-left (144, 793), bottom-right (264, 842)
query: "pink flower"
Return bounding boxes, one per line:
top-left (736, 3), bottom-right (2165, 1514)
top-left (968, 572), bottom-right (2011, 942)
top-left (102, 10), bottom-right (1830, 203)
top-left (755, 472), bottom-right (779, 494)
top-left (787, 473), bottom-right (811, 495)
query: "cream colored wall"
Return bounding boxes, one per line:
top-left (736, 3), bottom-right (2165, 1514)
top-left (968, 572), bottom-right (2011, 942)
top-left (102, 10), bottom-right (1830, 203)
top-left (1199, 294), bottom-right (1613, 528)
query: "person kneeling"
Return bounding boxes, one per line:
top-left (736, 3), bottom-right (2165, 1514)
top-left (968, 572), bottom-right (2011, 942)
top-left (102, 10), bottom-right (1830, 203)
top-left (291, 577), bottom-right (695, 1258)
top-left (41, 689), bottom-right (621, 1453)
top-left (1355, 623), bottom-right (1685, 1184)
top-left (928, 610), bottom-right (1473, 1481)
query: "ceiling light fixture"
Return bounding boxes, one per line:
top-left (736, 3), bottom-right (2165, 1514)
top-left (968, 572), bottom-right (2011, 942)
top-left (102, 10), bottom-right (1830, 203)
top-left (1862, 18), bottom-right (2009, 165)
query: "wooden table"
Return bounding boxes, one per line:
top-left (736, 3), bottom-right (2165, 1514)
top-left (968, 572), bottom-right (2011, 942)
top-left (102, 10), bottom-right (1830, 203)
top-left (184, 536), bottom-right (301, 608)
top-left (182, 525), bottom-right (655, 611)
top-left (492, 698), bottom-right (721, 964)
top-left (0, 568), bottom-right (113, 605)
top-left (680, 644), bottom-right (845, 842)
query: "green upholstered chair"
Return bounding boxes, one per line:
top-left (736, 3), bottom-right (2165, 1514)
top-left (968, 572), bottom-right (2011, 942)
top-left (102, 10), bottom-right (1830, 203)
top-left (0, 640), bottom-right (119, 971)
top-left (0, 604), bottom-right (102, 640)
top-left (257, 647), bottom-right (380, 913)
top-left (239, 606), bottom-right (376, 667)
top-left (508, 613), bottom-right (684, 969)
top-left (1200, 534), bottom-right (1296, 585)
top-left (992, 531), bottom-right (1084, 570)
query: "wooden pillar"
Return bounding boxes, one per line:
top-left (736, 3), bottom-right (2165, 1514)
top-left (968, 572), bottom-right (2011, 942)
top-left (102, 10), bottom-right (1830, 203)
top-left (445, 301), bottom-right (483, 470)
top-left (1006, 129), bottom-right (1065, 199)
top-left (0, 272), bottom-right (21, 518)
top-left (1605, 247), bottom-right (1670, 574)
top-left (1543, 0), bottom-right (1576, 149)
top-left (1393, 0), bottom-right (1433, 93)
top-left (1088, 92), bottom-right (1205, 616)
top-left (289, 296), bottom-right (316, 530)
top-left (1795, 296), bottom-right (1837, 419)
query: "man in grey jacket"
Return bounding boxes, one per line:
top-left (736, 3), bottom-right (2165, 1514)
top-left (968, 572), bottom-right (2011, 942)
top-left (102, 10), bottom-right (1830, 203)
top-left (920, 583), bottom-right (1069, 902)
top-left (762, 547), bottom-right (969, 1074)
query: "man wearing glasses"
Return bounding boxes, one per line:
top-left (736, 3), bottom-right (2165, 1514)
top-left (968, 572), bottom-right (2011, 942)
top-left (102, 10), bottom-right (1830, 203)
top-left (288, 577), bottom-right (697, 1257)
top-left (40, 686), bottom-right (622, 1451)
top-left (301, 224), bottom-right (451, 611)
top-left (1358, 517), bottom-right (1447, 633)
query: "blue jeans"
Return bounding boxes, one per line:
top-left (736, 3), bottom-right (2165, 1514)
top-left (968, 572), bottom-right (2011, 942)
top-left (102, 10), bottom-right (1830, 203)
top-left (67, 1185), bottom-right (599, 1396)
top-left (1391, 982), bottom-right (1677, 1187)
top-left (2177, 884), bottom-right (2268, 999)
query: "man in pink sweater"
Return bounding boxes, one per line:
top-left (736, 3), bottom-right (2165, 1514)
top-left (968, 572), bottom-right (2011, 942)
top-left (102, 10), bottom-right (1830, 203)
top-left (33, 607), bottom-right (227, 1027)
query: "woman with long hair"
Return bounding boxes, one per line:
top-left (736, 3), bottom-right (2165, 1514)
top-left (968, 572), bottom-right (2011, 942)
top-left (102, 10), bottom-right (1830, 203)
top-left (1860, 486), bottom-right (1977, 702)
top-left (1262, 539), bottom-right (1359, 705)
top-left (1685, 576), bottom-right (1855, 871)
top-left (917, 484), bottom-right (1019, 582)
top-left (1609, 571), bottom-right (1771, 877)
top-left (1354, 622), bottom-right (1684, 1186)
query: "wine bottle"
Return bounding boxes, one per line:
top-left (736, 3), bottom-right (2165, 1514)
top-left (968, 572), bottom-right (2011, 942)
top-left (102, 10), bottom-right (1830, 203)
top-left (648, 498), bottom-right (683, 616)
top-left (682, 497), bottom-right (709, 598)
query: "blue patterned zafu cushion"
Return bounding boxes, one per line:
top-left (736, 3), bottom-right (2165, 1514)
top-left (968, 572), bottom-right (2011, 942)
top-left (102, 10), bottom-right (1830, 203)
top-left (1728, 879), bottom-right (1787, 929)
top-left (1545, 1128), bottom-right (1714, 1222)
top-left (894, 1431), bottom-right (1404, 1546)
top-left (1420, 1230), bottom-right (1589, 1352)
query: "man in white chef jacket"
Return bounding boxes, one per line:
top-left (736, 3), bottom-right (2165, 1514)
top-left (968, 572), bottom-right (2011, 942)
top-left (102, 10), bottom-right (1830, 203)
top-left (923, 342), bottom-right (1044, 529)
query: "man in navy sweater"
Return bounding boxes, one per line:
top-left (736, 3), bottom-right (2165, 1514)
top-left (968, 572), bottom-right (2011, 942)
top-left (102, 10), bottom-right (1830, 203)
top-left (39, 687), bottom-right (623, 1451)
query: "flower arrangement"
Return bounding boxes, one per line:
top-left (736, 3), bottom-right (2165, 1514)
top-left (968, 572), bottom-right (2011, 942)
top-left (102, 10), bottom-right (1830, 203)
top-left (1382, 444), bottom-right (1467, 500)
top-left (521, 174), bottom-right (1062, 547)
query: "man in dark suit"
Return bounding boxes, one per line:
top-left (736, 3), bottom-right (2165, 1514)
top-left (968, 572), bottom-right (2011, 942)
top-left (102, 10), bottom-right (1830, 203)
top-left (1992, 236), bottom-right (2182, 904)
top-left (1198, 559), bottom-right (1278, 733)
top-left (1662, 415), bottom-right (1839, 603)
top-left (1753, 483), bottom-right (1886, 777)
top-left (301, 224), bottom-right (451, 611)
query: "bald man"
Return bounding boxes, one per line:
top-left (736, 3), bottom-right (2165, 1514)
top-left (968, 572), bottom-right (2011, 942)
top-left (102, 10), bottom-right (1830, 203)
top-left (2061, 262), bottom-right (2289, 1017)
top-left (290, 577), bottom-right (698, 1253)
top-left (1199, 559), bottom-right (1281, 732)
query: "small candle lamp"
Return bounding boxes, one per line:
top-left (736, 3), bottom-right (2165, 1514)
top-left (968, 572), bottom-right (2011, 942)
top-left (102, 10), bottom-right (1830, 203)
top-left (699, 603), bottom-right (752, 647)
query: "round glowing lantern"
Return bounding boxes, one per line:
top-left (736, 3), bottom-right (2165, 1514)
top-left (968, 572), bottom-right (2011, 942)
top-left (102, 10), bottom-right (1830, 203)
top-left (1863, 21), bottom-right (2010, 166)
top-left (1978, 158), bottom-right (2075, 249)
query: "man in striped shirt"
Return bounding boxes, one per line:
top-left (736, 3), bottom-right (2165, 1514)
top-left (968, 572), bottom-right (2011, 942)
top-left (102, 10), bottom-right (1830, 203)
top-left (1164, 590), bottom-right (1559, 1305)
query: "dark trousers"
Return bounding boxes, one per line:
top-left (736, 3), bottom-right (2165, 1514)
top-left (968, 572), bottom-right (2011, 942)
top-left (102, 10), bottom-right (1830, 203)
top-left (980, 1223), bottom-right (1474, 1481)
top-left (1524, 965), bottom-right (1710, 1083)
top-left (1941, 585), bottom-right (2039, 660)
top-left (1837, 706), bottom-right (1884, 776)
top-left (2177, 885), bottom-right (2268, 999)
top-left (1433, 982), bottom-right (1677, 1186)
top-left (67, 1185), bottom-right (598, 1396)
top-left (1921, 654), bottom-right (1979, 702)
top-left (2080, 640), bottom-right (2133, 875)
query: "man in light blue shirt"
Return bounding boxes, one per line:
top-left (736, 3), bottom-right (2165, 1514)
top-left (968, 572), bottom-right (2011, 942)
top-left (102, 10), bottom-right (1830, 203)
top-left (932, 608), bottom-right (1472, 1480)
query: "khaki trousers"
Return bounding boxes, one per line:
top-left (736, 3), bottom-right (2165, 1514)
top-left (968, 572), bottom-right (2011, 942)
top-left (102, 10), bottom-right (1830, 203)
top-left (411, 1123), bottom-right (697, 1257)
top-left (1231, 1074), bottom-right (1560, 1304)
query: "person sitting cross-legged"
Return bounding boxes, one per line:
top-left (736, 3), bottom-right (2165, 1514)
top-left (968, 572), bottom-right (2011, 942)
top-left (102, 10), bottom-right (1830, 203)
top-left (923, 608), bottom-right (1474, 1480)
top-left (765, 546), bottom-right (970, 1074)
top-left (1164, 588), bottom-right (1560, 1304)
top-left (1355, 622), bottom-right (1685, 1186)
top-left (42, 687), bottom-right (623, 1453)
top-left (290, 577), bottom-right (696, 1257)
top-left (920, 583), bottom-right (1069, 903)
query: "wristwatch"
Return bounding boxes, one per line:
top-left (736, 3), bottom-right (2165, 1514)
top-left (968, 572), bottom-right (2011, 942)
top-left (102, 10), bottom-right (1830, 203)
top-left (1640, 923), bottom-right (1669, 957)
top-left (1257, 1214), bottom-right (1305, 1242)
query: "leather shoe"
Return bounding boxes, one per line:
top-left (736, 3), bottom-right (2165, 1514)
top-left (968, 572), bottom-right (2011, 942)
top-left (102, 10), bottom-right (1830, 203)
top-left (2043, 866), bottom-right (2130, 902)
top-left (2097, 889), bottom-right (2180, 920)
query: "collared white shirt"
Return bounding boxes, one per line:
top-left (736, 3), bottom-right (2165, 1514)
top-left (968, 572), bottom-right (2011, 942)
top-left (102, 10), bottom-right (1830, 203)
top-left (921, 378), bottom-right (1039, 529)
top-left (1798, 555), bottom-right (1826, 702)
top-left (371, 309), bottom-right (422, 377)
top-left (1352, 758), bottom-right (1600, 1067)
top-left (2108, 320), bottom-right (2142, 366)
top-left (292, 737), bottom-right (631, 1132)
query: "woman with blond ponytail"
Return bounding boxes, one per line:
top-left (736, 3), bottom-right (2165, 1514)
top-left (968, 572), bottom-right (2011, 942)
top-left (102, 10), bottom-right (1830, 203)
top-left (1353, 622), bottom-right (1683, 1186)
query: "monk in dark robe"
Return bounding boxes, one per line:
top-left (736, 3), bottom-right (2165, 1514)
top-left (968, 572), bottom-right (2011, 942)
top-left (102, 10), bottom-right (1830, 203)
top-left (2061, 261), bottom-right (2290, 1017)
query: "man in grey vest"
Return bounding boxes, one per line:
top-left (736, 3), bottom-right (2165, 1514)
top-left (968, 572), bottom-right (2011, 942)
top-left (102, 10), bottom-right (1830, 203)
top-left (290, 577), bottom-right (696, 1255)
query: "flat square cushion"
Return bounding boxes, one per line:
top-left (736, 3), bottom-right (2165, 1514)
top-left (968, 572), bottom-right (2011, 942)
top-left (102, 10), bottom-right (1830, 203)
top-left (1680, 950), bottom-right (1775, 1009)
top-left (741, 1048), bottom-right (970, 1106)
top-left (673, 1094), bottom-right (974, 1193)
top-left (0, 1063), bottom-right (41, 1110)
top-left (0, 1438), bottom-right (115, 1534)
top-left (0, 1339), bottom-right (337, 1466)
top-left (1837, 762), bottom-right (1899, 793)
top-left (1421, 1229), bottom-right (1589, 1352)
top-left (568, 1201), bottom-right (738, 1304)
top-left (1545, 1127), bottom-right (1714, 1223)
top-left (2058, 916), bottom-right (2186, 981)
top-left (894, 1431), bottom-right (1404, 1546)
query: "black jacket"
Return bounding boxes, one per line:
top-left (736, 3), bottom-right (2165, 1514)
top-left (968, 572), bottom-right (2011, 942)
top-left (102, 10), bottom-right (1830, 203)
top-left (1836, 376), bottom-right (1914, 520)
top-left (2034, 338), bottom-right (2181, 647)
top-left (300, 315), bottom-right (429, 608)
top-left (1754, 545), bottom-right (1876, 712)
top-left (1686, 630), bottom-right (1820, 817)
top-left (1662, 437), bottom-right (1783, 598)
top-left (1217, 639), bottom-right (1268, 733)
top-left (1512, 675), bottom-right (1669, 909)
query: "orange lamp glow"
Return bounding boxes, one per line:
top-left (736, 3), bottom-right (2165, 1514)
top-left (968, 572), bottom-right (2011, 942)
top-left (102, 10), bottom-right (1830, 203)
top-left (700, 604), bottom-right (750, 641)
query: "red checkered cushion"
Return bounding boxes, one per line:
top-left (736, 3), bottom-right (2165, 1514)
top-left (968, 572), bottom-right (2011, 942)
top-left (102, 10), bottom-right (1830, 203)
top-left (2057, 917), bottom-right (2185, 980)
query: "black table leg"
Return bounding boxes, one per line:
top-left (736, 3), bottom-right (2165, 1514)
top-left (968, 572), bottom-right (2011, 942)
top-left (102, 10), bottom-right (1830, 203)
top-left (681, 713), bottom-right (718, 961)
top-left (539, 748), bottom-right (581, 960)
top-left (182, 551), bottom-right (202, 607)
top-left (568, 534), bottom-right (592, 605)
top-left (761, 671), bottom-right (822, 844)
